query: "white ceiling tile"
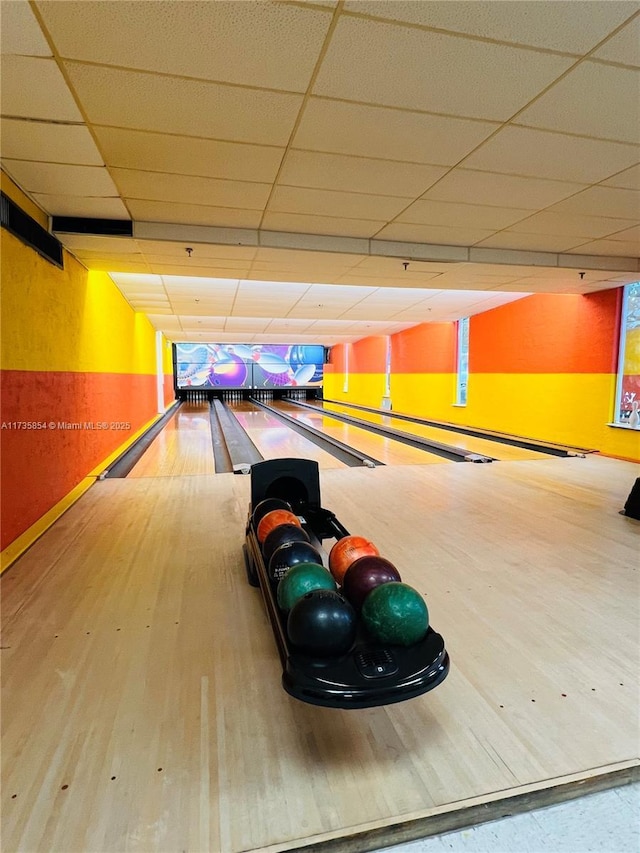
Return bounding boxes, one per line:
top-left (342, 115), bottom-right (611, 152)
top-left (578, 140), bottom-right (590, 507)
top-left (1, 118), bottom-right (104, 165)
top-left (33, 194), bottom-right (130, 219)
top-left (111, 168), bottom-right (270, 209)
top-left (396, 200), bottom-right (532, 230)
top-left (545, 186), bottom-right (640, 219)
top-left (294, 98), bottom-right (498, 165)
top-left (145, 256), bottom-right (251, 273)
top-left (335, 274), bottom-right (443, 288)
top-left (516, 62), bottom-right (640, 144)
top-left (592, 16), bottom-right (640, 67)
top-left (64, 62), bottom-right (304, 146)
top-left (1, 0), bottom-right (52, 55)
top-left (59, 236), bottom-right (139, 253)
top-left (462, 125), bottom-right (640, 184)
top-left (39, 0), bottom-right (331, 91)
top-left (153, 264), bottom-right (246, 277)
top-left (269, 185), bottom-right (410, 219)
top-left (3, 160), bottom-right (118, 196)
top-left (345, 1), bottom-right (637, 55)
top-left (140, 242), bottom-right (257, 261)
top-left (162, 275), bottom-right (239, 289)
top-left (474, 232), bottom-right (587, 253)
top-left (110, 273), bottom-right (162, 288)
top-left (605, 225), bottom-right (640, 242)
top-left (422, 169), bottom-right (586, 208)
top-left (374, 223), bottom-right (496, 245)
top-left (93, 127), bottom-right (284, 184)
top-left (313, 16), bottom-right (573, 120)
top-left (1, 56), bottom-right (83, 121)
top-left (280, 150), bottom-right (447, 197)
top-left (253, 248), bottom-right (365, 267)
top-left (507, 211), bottom-right (636, 238)
top-left (601, 164), bottom-right (640, 190)
top-left (262, 211), bottom-right (385, 238)
top-left (84, 260), bottom-right (151, 273)
top-left (564, 239), bottom-right (640, 257)
top-left (127, 200), bottom-right (263, 229)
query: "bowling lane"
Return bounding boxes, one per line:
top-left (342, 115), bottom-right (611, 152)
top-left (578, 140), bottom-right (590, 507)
top-left (128, 403), bottom-right (215, 477)
top-left (228, 401), bottom-right (347, 469)
top-left (316, 401), bottom-right (551, 462)
top-left (272, 402), bottom-right (449, 465)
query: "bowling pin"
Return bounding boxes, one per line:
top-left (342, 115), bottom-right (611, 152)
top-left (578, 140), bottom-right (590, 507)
top-left (629, 401), bottom-right (640, 429)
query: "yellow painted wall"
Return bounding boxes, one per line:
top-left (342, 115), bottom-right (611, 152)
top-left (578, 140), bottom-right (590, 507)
top-left (1, 230), bottom-right (155, 373)
top-left (324, 373), bottom-right (386, 407)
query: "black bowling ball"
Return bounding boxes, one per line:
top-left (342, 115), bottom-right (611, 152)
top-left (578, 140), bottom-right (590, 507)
top-left (262, 523), bottom-right (310, 565)
top-left (268, 540), bottom-right (324, 582)
top-left (287, 590), bottom-right (357, 656)
top-left (251, 498), bottom-right (292, 531)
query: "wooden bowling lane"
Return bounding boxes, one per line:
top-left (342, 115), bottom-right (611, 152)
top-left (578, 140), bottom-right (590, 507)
top-left (274, 401), bottom-right (450, 465)
top-left (228, 400), bottom-right (347, 469)
top-left (1, 456), bottom-right (637, 853)
top-left (127, 402), bottom-right (215, 477)
top-left (318, 401), bottom-right (552, 462)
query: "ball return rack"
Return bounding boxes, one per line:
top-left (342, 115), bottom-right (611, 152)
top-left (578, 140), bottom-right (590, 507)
top-left (243, 459), bottom-right (450, 709)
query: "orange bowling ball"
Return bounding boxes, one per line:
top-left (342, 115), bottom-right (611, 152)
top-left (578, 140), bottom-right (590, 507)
top-left (257, 509), bottom-right (301, 544)
top-left (329, 535), bottom-right (380, 584)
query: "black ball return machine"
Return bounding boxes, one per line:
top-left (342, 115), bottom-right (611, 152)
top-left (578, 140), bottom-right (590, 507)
top-left (243, 459), bottom-right (450, 709)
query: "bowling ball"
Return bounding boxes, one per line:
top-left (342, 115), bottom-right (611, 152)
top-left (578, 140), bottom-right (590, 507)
top-left (287, 590), bottom-right (357, 656)
top-left (328, 535), bottom-right (380, 585)
top-left (257, 509), bottom-right (301, 544)
top-left (252, 498), bottom-right (292, 530)
top-left (362, 582), bottom-right (428, 646)
top-left (342, 555), bottom-right (402, 610)
top-left (268, 540), bottom-right (324, 582)
top-left (262, 523), bottom-right (310, 565)
top-left (277, 562), bottom-right (336, 612)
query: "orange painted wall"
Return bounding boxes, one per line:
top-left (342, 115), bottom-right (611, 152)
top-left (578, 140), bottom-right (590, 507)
top-left (328, 290), bottom-right (638, 460)
top-left (1, 199), bottom-right (157, 550)
top-left (392, 323), bottom-right (456, 373)
top-left (470, 291), bottom-right (619, 374)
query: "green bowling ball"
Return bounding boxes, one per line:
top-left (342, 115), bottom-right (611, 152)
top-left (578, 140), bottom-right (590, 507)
top-left (277, 562), bottom-right (336, 612)
top-left (361, 582), bottom-right (429, 646)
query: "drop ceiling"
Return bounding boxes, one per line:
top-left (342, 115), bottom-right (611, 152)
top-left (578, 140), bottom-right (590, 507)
top-left (1, 0), bottom-right (639, 344)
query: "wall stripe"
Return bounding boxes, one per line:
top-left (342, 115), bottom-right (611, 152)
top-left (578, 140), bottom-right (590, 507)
top-left (391, 323), bottom-right (457, 373)
top-left (470, 291), bottom-right (620, 374)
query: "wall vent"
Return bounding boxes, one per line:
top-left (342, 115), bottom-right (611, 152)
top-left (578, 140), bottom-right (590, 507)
top-left (52, 216), bottom-right (133, 236)
top-left (1, 192), bottom-right (63, 268)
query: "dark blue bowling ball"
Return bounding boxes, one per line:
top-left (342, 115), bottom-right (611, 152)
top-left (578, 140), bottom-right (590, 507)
top-left (287, 589), bottom-right (357, 656)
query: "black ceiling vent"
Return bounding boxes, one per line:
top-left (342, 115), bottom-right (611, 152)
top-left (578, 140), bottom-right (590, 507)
top-left (1, 192), bottom-right (63, 268)
top-left (52, 216), bottom-right (133, 236)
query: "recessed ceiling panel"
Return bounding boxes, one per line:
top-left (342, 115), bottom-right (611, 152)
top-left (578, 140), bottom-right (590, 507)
top-left (261, 212), bottom-right (386, 239)
top-left (422, 169), bottom-right (586, 209)
top-left (516, 62), bottom-right (640, 144)
top-left (38, 0), bottom-right (332, 91)
top-left (1, 56), bottom-right (83, 121)
top-left (127, 200), bottom-right (263, 229)
top-left (93, 127), bottom-right (285, 184)
top-left (32, 194), bottom-right (130, 219)
top-left (3, 160), bottom-right (118, 196)
top-left (1, 119), bottom-right (104, 166)
top-left (313, 16), bottom-right (573, 120)
top-left (461, 125), bottom-right (640, 184)
top-left (2, 1), bottom-right (52, 55)
top-left (345, 1), bottom-right (636, 54)
top-left (64, 62), bottom-right (304, 145)
top-left (279, 150), bottom-right (447, 197)
top-left (293, 98), bottom-right (498, 165)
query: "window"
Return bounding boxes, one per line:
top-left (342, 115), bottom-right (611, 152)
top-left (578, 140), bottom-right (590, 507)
top-left (456, 317), bottom-right (469, 406)
top-left (615, 282), bottom-right (640, 426)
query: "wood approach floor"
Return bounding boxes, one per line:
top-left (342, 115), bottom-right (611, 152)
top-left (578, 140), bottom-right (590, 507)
top-left (1, 456), bottom-right (639, 852)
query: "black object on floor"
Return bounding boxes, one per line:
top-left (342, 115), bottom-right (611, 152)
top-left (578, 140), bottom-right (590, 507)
top-left (244, 458), bottom-right (450, 709)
